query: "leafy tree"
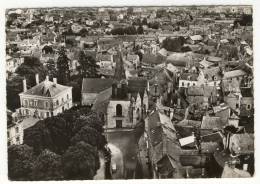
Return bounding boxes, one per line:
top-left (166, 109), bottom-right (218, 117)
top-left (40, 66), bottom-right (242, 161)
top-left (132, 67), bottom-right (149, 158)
top-left (15, 56), bottom-right (48, 87)
top-left (31, 149), bottom-right (63, 180)
top-left (71, 125), bottom-right (106, 150)
top-left (78, 51), bottom-right (99, 78)
top-left (62, 141), bottom-right (100, 180)
top-left (142, 17), bottom-right (148, 25)
top-left (161, 36), bottom-right (186, 52)
top-left (57, 47), bottom-right (70, 84)
top-left (124, 26), bottom-right (137, 35)
top-left (24, 117), bottom-right (72, 155)
top-left (137, 25), bottom-right (144, 34)
top-left (127, 7), bottom-right (134, 16)
top-left (79, 28), bottom-right (88, 37)
top-left (8, 144), bottom-right (35, 180)
top-left (148, 21), bottom-right (160, 29)
top-left (6, 75), bottom-right (23, 111)
top-left (46, 59), bottom-right (57, 79)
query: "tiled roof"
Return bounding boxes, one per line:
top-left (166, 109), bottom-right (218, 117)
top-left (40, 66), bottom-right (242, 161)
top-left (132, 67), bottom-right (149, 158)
top-left (21, 80), bottom-right (71, 97)
top-left (82, 78), bottom-right (114, 93)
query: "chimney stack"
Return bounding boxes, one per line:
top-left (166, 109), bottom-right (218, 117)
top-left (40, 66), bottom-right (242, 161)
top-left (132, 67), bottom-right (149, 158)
top-left (35, 74), bottom-right (39, 85)
top-left (53, 78), bottom-right (57, 84)
top-left (46, 75), bottom-right (49, 81)
top-left (23, 79), bottom-right (27, 92)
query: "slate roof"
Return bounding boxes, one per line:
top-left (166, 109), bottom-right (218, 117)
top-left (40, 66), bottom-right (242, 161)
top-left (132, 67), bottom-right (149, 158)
top-left (92, 87), bottom-right (112, 113)
top-left (81, 78), bottom-right (114, 94)
top-left (201, 116), bottom-right (226, 129)
top-left (21, 80), bottom-right (71, 97)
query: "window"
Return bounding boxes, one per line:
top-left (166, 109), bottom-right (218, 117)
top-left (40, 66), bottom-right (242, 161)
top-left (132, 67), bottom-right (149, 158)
top-left (116, 120), bottom-right (122, 128)
top-left (247, 104), bottom-right (252, 110)
top-left (15, 127), bottom-right (19, 133)
top-left (51, 112), bottom-right (54, 117)
top-left (7, 131), bottom-right (10, 138)
top-left (34, 100), bottom-right (38, 107)
top-left (182, 82), bottom-right (184, 87)
top-left (46, 112), bottom-right (50, 117)
top-left (187, 82), bottom-right (190, 87)
top-left (67, 94), bottom-right (69, 100)
top-left (45, 101), bottom-right (49, 108)
top-left (56, 100), bottom-right (59, 106)
top-left (214, 81), bottom-right (217, 86)
top-left (236, 103), bottom-right (239, 108)
top-left (116, 104), bottom-right (122, 116)
top-left (24, 100), bottom-right (28, 107)
top-left (62, 106), bottom-right (65, 112)
top-left (193, 83), bottom-right (195, 86)
top-left (16, 136), bottom-right (20, 144)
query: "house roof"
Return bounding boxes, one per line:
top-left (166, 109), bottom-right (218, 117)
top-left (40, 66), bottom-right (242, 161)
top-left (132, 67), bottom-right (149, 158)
top-left (176, 119), bottom-right (201, 127)
top-left (206, 56), bottom-right (222, 63)
top-left (221, 165), bottom-right (251, 178)
top-left (179, 135), bottom-right (195, 147)
top-left (81, 78), bottom-right (114, 94)
top-left (179, 73), bottom-right (198, 81)
top-left (201, 116), bottom-right (226, 129)
top-left (224, 70), bottom-right (247, 79)
top-left (92, 87), bottom-right (112, 113)
top-left (21, 80), bottom-right (71, 97)
top-left (187, 87), bottom-right (204, 96)
top-left (190, 35), bottom-right (203, 41)
top-left (199, 58), bottom-right (215, 68)
top-left (229, 133), bottom-right (254, 154)
top-left (22, 117), bottom-right (39, 130)
top-left (201, 67), bottom-right (221, 81)
top-left (201, 131), bottom-right (224, 143)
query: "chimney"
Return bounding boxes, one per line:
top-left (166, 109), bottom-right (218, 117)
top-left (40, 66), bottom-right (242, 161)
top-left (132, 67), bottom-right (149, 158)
top-left (46, 75), bottom-right (49, 81)
top-left (177, 98), bottom-right (181, 108)
top-left (23, 79), bottom-right (27, 92)
top-left (35, 74), bottom-right (39, 85)
top-left (53, 78), bottom-right (57, 84)
top-left (243, 164), bottom-right (248, 171)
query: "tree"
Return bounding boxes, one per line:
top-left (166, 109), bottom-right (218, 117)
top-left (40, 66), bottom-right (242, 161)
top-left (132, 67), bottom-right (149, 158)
top-left (31, 149), bottom-right (63, 180)
top-left (15, 56), bottom-right (48, 87)
top-left (62, 141), bottom-right (100, 180)
top-left (57, 47), bottom-right (70, 84)
top-left (46, 59), bottom-right (57, 79)
top-left (78, 51), bottom-right (99, 78)
top-left (137, 25), bottom-right (144, 34)
top-left (8, 144), bottom-right (35, 180)
top-left (6, 75), bottom-right (24, 111)
top-left (142, 17), bottom-right (148, 25)
top-left (24, 116), bottom-right (73, 155)
top-left (161, 36), bottom-right (186, 52)
top-left (71, 125), bottom-right (106, 150)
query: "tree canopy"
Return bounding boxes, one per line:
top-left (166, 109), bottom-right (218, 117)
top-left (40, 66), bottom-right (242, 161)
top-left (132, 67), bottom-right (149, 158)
top-left (57, 47), bottom-right (70, 84)
top-left (62, 141), bottom-right (100, 180)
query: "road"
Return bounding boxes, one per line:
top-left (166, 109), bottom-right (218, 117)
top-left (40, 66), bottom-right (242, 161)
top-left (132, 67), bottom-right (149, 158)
top-left (105, 125), bottom-right (144, 179)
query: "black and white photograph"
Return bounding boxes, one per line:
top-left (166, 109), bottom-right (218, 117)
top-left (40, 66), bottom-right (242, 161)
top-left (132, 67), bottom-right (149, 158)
top-left (1, 0), bottom-right (259, 182)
